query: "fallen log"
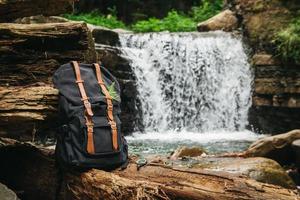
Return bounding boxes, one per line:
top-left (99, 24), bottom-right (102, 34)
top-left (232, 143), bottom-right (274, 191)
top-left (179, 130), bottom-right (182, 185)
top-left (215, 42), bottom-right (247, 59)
top-left (244, 129), bottom-right (300, 165)
top-left (0, 0), bottom-right (73, 22)
top-left (0, 138), bottom-right (299, 200)
top-left (0, 22), bottom-right (97, 86)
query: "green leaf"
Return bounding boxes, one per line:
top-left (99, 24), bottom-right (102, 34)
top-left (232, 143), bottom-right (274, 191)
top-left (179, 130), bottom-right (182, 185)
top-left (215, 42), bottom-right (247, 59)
top-left (106, 82), bottom-right (121, 102)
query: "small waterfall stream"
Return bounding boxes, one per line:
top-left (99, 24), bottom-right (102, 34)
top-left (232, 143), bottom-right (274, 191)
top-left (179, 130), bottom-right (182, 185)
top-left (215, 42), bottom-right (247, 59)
top-left (119, 31), bottom-right (261, 154)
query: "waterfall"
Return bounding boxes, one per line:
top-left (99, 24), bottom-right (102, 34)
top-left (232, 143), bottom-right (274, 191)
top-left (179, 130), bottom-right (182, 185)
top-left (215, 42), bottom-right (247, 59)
top-left (119, 31), bottom-right (253, 134)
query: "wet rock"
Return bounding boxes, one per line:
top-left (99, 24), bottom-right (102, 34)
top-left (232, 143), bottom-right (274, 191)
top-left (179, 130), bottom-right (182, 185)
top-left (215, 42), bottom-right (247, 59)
top-left (244, 130), bottom-right (300, 166)
top-left (14, 15), bottom-right (69, 24)
top-left (89, 25), bottom-right (121, 46)
top-left (197, 9), bottom-right (238, 32)
top-left (193, 157), bottom-right (296, 189)
top-left (170, 146), bottom-right (206, 160)
top-left (0, 182), bottom-right (18, 200)
top-left (292, 139), bottom-right (300, 168)
top-left (252, 54), bottom-right (281, 66)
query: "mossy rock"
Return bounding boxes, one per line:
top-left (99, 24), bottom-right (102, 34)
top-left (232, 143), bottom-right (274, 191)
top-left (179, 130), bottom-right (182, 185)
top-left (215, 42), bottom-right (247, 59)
top-left (192, 157), bottom-right (296, 189)
top-left (170, 146), bottom-right (206, 159)
top-left (231, 0), bottom-right (297, 52)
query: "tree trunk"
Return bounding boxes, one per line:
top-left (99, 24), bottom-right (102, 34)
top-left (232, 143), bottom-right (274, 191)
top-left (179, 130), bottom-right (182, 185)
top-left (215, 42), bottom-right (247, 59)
top-left (0, 0), bottom-right (73, 22)
top-left (0, 138), bottom-right (299, 200)
top-left (0, 22), bottom-right (97, 139)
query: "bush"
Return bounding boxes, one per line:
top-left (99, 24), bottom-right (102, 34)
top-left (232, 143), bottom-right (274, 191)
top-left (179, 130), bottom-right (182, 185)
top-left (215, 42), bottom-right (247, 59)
top-left (63, 11), bottom-right (126, 29)
top-left (63, 0), bottom-right (223, 32)
top-left (275, 18), bottom-right (300, 64)
top-left (131, 11), bottom-right (196, 32)
top-left (191, 0), bottom-right (223, 22)
top-left (132, 0), bottom-right (223, 32)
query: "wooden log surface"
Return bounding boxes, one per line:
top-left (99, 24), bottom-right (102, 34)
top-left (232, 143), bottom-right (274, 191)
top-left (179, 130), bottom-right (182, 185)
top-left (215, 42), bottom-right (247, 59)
top-left (0, 0), bottom-right (73, 22)
top-left (0, 137), bottom-right (299, 200)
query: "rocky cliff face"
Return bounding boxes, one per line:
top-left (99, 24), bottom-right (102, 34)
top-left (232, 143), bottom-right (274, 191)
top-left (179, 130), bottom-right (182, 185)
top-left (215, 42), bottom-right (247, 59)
top-left (0, 6), bottom-right (138, 141)
top-left (226, 0), bottom-right (300, 134)
top-left (0, 21), bottom-right (97, 141)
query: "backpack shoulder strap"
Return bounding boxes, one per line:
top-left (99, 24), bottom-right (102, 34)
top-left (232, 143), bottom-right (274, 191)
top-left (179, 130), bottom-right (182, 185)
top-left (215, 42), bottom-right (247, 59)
top-left (71, 61), bottom-right (95, 154)
top-left (93, 62), bottom-right (118, 151)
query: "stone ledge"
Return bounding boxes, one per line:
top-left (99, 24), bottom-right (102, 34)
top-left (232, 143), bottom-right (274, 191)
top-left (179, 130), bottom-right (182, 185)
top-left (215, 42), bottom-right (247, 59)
top-left (252, 54), bottom-right (281, 66)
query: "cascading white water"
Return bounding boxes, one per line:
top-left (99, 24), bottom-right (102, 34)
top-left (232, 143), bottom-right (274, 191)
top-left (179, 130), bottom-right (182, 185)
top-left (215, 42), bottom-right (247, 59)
top-left (120, 31), bottom-right (252, 133)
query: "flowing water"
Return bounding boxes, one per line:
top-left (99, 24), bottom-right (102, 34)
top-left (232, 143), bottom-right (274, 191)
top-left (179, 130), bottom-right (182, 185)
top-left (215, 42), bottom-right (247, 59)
top-left (119, 31), bottom-right (262, 156)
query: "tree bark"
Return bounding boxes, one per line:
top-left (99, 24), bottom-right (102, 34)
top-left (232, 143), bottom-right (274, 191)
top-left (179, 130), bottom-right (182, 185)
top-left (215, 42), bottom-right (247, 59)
top-left (0, 138), bottom-right (299, 200)
top-left (0, 0), bottom-right (73, 22)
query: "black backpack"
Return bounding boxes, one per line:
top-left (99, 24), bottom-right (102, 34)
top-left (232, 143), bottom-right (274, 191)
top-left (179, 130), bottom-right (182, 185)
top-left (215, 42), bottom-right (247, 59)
top-left (53, 61), bottom-right (128, 170)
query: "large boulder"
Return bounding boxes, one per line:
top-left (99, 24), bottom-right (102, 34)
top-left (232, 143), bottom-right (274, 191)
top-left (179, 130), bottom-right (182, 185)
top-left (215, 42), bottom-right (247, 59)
top-left (292, 139), bottom-right (300, 168)
top-left (244, 130), bottom-right (300, 165)
top-left (193, 157), bottom-right (296, 189)
top-left (0, 182), bottom-right (18, 200)
top-left (197, 9), bottom-right (238, 32)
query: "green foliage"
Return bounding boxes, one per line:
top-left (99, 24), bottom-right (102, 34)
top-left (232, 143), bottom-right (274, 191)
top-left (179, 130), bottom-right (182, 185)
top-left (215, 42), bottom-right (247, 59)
top-left (132, 0), bottom-right (223, 32)
top-left (191, 0), bottom-right (223, 22)
top-left (63, 11), bottom-right (126, 29)
top-left (107, 82), bottom-right (121, 102)
top-left (131, 11), bottom-right (196, 32)
top-left (275, 18), bottom-right (300, 64)
top-left (63, 0), bottom-right (223, 32)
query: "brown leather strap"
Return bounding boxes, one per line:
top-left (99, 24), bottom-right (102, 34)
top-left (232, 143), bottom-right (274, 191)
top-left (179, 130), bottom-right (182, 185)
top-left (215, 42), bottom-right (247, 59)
top-left (93, 63), bottom-right (118, 151)
top-left (71, 61), bottom-right (95, 154)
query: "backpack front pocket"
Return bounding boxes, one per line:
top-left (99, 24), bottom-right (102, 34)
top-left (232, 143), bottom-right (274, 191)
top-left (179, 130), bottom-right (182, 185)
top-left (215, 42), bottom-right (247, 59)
top-left (82, 116), bottom-right (121, 155)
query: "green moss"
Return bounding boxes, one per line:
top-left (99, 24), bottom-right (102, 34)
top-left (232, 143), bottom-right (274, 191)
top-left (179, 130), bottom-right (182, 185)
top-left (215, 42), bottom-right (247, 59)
top-left (274, 18), bottom-right (300, 64)
top-left (63, 11), bottom-right (126, 29)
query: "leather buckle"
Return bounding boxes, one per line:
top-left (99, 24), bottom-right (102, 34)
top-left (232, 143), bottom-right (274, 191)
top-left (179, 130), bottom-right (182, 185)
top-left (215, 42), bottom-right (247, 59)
top-left (83, 100), bottom-right (91, 107)
top-left (107, 104), bottom-right (113, 111)
top-left (109, 121), bottom-right (117, 130)
top-left (86, 121), bottom-right (94, 132)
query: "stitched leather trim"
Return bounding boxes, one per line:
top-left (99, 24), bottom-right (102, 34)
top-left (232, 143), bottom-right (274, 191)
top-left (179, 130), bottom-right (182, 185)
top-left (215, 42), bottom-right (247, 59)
top-left (93, 63), bottom-right (118, 151)
top-left (71, 61), bottom-right (95, 154)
